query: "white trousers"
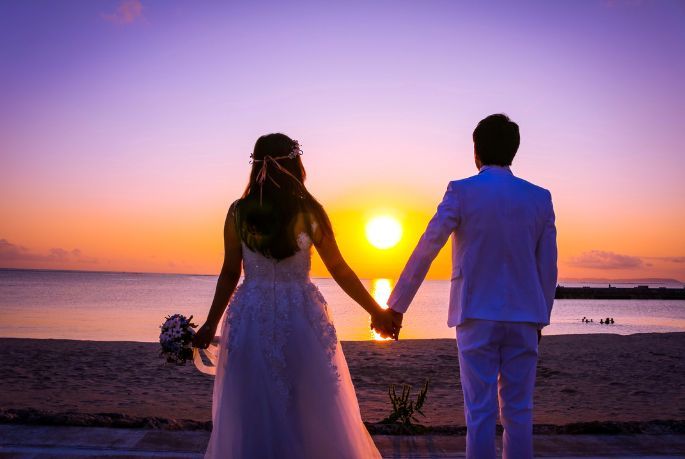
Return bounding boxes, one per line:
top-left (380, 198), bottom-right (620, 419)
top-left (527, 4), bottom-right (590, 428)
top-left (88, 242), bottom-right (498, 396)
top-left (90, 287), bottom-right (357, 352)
top-left (456, 319), bottom-right (538, 459)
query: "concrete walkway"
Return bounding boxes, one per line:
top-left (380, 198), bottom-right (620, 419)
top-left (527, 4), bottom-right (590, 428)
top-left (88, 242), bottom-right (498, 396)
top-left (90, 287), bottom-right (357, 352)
top-left (0, 425), bottom-right (683, 458)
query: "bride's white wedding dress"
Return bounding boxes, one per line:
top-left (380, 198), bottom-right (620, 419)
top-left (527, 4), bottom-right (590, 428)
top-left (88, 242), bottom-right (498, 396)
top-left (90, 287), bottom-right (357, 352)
top-left (200, 231), bottom-right (381, 458)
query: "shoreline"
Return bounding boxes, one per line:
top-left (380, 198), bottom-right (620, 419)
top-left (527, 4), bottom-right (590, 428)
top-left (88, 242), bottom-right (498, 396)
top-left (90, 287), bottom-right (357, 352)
top-left (2, 334), bottom-right (684, 430)
top-left (0, 329), bottom-right (680, 345)
top-left (0, 328), bottom-right (682, 342)
top-left (1, 408), bottom-right (683, 436)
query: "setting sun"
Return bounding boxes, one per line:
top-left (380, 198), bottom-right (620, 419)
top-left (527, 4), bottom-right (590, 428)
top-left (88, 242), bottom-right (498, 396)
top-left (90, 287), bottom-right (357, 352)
top-left (365, 216), bottom-right (402, 250)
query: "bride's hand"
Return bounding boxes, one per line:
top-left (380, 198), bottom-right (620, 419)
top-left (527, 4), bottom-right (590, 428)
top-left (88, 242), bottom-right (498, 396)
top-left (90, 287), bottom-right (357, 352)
top-left (371, 308), bottom-right (402, 340)
top-left (192, 322), bottom-right (216, 349)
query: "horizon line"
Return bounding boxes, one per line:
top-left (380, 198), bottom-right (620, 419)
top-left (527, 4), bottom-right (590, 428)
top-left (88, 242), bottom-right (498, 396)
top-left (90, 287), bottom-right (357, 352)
top-left (0, 266), bottom-right (682, 285)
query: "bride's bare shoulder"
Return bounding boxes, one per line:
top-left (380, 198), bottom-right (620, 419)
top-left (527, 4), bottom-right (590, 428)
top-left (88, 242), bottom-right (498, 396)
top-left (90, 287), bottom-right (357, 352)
top-left (293, 211), bottom-right (324, 240)
top-left (223, 199), bottom-right (242, 236)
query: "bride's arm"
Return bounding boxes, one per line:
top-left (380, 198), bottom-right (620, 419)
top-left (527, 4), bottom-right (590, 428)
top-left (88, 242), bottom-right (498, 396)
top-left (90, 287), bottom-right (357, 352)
top-left (314, 230), bottom-right (396, 335)
top-left (193, 204), bottom-right (243, 348)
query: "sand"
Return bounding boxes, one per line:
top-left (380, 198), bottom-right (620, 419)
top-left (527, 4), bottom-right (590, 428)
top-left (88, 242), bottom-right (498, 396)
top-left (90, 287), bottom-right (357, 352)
top-left (0, 333), bottom-right (683, 428)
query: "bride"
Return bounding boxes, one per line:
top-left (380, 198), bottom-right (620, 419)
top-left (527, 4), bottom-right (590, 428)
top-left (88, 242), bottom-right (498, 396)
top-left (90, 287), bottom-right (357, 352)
top-left (192, 133), bottom-right (399, 458)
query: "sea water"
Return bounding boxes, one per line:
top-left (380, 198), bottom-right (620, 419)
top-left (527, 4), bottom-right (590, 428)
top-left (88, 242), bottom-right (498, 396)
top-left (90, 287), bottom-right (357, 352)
top-left (1, 269), bottom-right (684, 342)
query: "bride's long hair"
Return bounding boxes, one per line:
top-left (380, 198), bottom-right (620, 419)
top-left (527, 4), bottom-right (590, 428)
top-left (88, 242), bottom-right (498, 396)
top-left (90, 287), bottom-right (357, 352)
top-left (236, 133), bottom-right (332, 260)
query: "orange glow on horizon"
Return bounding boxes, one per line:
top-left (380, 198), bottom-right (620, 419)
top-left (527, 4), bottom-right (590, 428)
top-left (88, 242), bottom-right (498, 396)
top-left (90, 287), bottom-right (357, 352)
top-left (1, 185), bottom-right (684, 282)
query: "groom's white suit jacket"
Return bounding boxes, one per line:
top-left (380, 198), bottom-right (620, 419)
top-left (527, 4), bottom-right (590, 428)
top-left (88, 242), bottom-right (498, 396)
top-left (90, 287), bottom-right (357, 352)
top-left (388, 165), bottom-right (558, 328)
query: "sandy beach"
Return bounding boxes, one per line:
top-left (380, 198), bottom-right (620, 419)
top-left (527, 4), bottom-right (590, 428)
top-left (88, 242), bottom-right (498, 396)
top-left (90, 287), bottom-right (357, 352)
top-left (0, 333), bottom-right (683, 429)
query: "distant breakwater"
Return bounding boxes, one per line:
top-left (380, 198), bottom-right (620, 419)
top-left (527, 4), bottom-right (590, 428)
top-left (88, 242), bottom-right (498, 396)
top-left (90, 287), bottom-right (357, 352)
top-left (555, 286), bottom-right (685, 300)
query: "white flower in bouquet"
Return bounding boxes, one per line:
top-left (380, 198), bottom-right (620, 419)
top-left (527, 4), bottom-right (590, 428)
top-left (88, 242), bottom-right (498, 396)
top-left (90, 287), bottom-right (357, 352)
top-left (159, 313), bottom-right (197, 364)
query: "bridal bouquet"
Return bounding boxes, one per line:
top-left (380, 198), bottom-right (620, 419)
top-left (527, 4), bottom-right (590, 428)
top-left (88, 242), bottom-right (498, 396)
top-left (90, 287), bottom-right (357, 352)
top-left (159, 314), bottom-right (197, 364)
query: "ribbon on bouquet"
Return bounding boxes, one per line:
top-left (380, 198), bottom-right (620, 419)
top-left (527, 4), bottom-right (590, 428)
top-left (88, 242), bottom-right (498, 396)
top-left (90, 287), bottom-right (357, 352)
top-left (193, 340), bottom-right (220, 376)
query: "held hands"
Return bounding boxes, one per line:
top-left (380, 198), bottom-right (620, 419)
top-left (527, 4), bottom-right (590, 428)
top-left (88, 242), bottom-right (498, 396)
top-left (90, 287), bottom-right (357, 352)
top-left (192, 322), bottom-right (217, 349)
top-left (371, 307), bottom-right (403, 340)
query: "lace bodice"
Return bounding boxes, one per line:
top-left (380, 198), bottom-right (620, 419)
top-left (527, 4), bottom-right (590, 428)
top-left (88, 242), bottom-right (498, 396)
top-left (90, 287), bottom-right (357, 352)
top-left (241, 232), bottom-right (312, 285)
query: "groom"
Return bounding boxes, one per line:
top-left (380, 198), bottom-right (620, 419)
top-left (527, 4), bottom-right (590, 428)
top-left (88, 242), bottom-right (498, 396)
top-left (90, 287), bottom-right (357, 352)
top-left (386, 114), bottom-right (557, 458)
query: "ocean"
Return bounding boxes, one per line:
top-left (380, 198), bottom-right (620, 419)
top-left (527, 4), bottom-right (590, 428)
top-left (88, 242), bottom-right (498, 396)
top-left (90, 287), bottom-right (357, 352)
top-left (1, 269), bottom-right (684, 342)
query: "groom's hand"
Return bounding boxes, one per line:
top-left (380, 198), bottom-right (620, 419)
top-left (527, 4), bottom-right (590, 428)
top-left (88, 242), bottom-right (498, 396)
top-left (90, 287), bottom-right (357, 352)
top-left (371, 308), bottom-right (403, 340)
top-left (388, 309), bottom-right (403, 340)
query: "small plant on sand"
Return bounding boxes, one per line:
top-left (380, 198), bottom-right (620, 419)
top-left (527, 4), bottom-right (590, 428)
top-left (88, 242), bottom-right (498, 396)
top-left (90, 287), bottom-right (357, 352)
top-left (380, 379), bottom-right (430, 433)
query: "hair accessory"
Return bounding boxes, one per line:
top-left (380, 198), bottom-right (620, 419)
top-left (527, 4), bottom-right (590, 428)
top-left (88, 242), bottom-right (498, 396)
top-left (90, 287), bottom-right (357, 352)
top-left (288, 140), bottom-right (303, 159)
top-left (250, 140), bottom-right (304, 204)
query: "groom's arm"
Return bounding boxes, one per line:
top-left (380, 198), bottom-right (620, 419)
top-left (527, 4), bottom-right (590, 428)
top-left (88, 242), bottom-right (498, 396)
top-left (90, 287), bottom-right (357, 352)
top-left (536, 192), bottom-right (558, 327)
top-left (388, 183), bottom-right (460, 314)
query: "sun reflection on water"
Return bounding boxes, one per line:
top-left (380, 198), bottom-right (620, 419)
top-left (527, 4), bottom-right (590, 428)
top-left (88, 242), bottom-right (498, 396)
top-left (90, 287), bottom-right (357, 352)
top-left (371, 278), bottom-right (393, 341)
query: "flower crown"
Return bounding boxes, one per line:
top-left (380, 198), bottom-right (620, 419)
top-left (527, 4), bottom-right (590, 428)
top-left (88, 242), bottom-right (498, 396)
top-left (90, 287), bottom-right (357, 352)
top-left (250, 140), bottom-right (303, 163)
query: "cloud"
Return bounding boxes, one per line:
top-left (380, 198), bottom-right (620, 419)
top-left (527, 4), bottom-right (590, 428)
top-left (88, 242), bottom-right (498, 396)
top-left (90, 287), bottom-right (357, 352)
top-left (568, 250), bottom-right (644, 270)
top-left (0, 239), bottom-right (97, 264)
top-left (101, 0), bottom-right (144, 25)
top-left (645, 256), bottom-right (685, 264)
top-left (661, 257), bottom-right (685, 264)
top-left (0, 239), bottom-right (29, 260)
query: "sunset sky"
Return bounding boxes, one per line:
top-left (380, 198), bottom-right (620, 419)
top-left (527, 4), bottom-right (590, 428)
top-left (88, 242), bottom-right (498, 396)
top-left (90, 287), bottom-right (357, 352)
top-left (1, 0), bottom-right (684, 281)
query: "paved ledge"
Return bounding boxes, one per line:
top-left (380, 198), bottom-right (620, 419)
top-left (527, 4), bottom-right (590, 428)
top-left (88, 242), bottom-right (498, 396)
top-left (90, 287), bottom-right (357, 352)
top-left (0, 425), bottom-right (684, 458)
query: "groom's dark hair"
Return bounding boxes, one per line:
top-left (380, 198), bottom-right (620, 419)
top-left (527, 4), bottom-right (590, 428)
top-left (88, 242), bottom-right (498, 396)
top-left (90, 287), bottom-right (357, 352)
top-left (473, 114), bottom-right (520, 166)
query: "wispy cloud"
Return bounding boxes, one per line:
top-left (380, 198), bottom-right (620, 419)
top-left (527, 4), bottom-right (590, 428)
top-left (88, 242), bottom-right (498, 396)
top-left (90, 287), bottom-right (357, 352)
top-left (0, 239), bottom-right (97, 264)
top-left (646, 256), bottom-right (685, 264)
top-left (568, 250), bottom-right (644, 270)
top-left (101, 0), bottom-right (144, 25)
